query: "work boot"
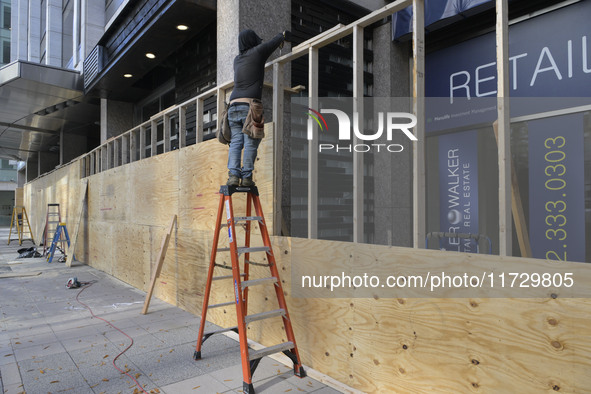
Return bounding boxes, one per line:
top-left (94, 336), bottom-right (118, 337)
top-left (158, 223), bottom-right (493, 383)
top-left (241, 177), bottom-right (255, 187)
top-left (226, 175), bottom-right (240, 187)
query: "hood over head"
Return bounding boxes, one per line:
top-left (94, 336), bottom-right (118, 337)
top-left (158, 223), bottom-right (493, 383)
top-left (238, 29), bottom-right (263, 53)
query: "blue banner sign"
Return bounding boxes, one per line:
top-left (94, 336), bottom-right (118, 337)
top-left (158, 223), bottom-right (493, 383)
top-left (425, 1), bottom-right (591, 132)
top-left (528, 114), bottom-right (585, 262)
top-left (438, 130), bottom-right (479, 252)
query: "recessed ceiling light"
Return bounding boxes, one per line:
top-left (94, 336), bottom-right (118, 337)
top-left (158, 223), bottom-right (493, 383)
top-left (176, 24), bottom-right (188, 31)
top-left (145, 53), bottom-right (155, 59)
top-left (124, 73), bottom-right (132, 78)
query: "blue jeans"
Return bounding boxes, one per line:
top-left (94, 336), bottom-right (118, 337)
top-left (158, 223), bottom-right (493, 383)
top-left (227, 103), bottom-right (261, 179)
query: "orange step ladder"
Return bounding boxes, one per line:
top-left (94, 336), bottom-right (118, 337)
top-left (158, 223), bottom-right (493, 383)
top-left (194, 185), bottom-right (305, 393)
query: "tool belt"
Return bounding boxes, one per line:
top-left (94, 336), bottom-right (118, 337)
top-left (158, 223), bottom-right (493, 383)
top-left (230, 98), bottom-right (265, 139)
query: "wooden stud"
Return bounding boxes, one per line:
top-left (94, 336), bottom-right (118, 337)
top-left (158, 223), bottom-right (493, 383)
top-left (496, 0), bottom-right (512, 255)
top-left (308, 47), bottom-right (319, 239)
top-left (179, 106), bottom-right (187, 148)
top-left (164, 114), bottom-right (171, 152)
top-left (272, 62), bottom-right (284, 236)
top-left (106, 142), bottom-right (113, 169)
top-left (196, 99), bottom-right (204, 143)
top-left (353, 25), bottom-right (364, 243)
top-left (140, 125), bottom-right (146, 159)
top-left (130, 128), bottom-right (136, 163)
top-left (216, 88), bottom-right (225, 143)
top-left (412, 0), bottom-right (426, 248)
top-left (102, 146), bottom-right (108, 171)
top-left (114, 139), bottom-right (120, 167)
top-left (66, 179), bottom-right (88, 267)
top-left (151, 120), bottom-right (157, 156)
top-left (493, 121), bottom-right (532, 257)
top-left (141, 215), bottom-right (177, 314)
top-left (122, 134), bottom-right (129, 164)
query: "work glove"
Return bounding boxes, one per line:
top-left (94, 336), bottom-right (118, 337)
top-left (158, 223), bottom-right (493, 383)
top-left (283, 30), bottom-right (293, 42)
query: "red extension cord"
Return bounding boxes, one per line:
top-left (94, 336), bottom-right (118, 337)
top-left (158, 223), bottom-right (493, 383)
top-left (75, 282), bottom-right (150, 394)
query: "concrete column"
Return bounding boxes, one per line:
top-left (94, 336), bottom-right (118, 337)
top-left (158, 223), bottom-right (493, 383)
top-left (216, 0), bottom-right (239, 84)
top-left (45, 0), bottom-right (62, 66)
top-left (371, 22), bottom-right (412, 247)
top-left (28, 0), bottom-right (41, 62)
top-left (217, 0), bottom-right (290, 85)
top-left (13, 0), bottom-right (28, 61)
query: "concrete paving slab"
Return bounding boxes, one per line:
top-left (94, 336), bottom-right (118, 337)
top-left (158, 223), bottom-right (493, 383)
top-left (0, 361), bottom-right (22, 386)
top-left (160, 373), bottom-right (229, 394)
top-left (128, 345), bottom-right (206, 387)
top-left (17, 351), bottom-right (79, 375)
top-left (18, 367), bottom-right (91, 394)
top-left (13, 340), bottom-right (66, 362)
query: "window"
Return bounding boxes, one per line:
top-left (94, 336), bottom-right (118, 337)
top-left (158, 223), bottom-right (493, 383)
top-left (62, 0), bottom-right (73, 67)
top-left (2, 40), bottom-right (9, 64)
top-left (40, 0), bottom-right (46, 60)
top-left (2, 4), bottom-right (10, 29)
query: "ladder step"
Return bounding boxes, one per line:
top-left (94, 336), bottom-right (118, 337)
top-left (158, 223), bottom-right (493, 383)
top-left (220, 216), bottom-right (261, 228)
top-left (241, 277), bottom-right (277, 289)
top-left (212, 274), bottom-right (245, 281)
top-left (234, 216), bottom-right (262, 222)
top-left (237, 246), bottom-right (269, 254)
top-left (208, 301), bottom-right (236, 309)
top-left (204, 326), bottom-right (238, 337)
top-left (248, 341), bottom-right (294, 361)
top-left (244, 308), bottom-right (285, 325)
top-left (217, 246), bottom-right (270, 254)
top-left (245, 259), bottom-right (271, 267)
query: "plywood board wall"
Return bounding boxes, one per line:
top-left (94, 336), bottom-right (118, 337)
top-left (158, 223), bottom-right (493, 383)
top-left (24, 126), bottom-right (591, 393)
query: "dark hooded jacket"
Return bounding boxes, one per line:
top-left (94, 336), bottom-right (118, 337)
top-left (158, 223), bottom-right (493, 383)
top-left (229, 29), bottom-right (284, 101)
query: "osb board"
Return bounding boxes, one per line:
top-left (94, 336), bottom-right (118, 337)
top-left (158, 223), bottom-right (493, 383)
top-left (111, 223), bottom-right (151, 290)
top-left (89, 165), bottom-right (132, 223)
top-left (130, 152), bottom-right (179, 226)
top-left (23, 164), bottom-right (80, 243)
top-left (177, 124), bottom-right (274, 234)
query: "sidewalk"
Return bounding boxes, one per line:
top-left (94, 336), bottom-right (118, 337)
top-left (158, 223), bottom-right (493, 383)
top-left (0, 228), bottom-right (341, 394)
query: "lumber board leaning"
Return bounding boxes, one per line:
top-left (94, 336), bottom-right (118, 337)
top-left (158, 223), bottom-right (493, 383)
top-left (141, 215), bottom-right (177, 314)
top-left (66, 179), bottom-right (89, 267)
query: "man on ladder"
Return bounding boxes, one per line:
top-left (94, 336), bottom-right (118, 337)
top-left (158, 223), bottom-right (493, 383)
top-left (195, 29), bottom-right (305, 394)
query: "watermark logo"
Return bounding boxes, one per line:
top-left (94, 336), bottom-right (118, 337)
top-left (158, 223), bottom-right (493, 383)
top-left (305, 108), bottom-right (328, 132)
top-left (307, 108), bottom-right (418, 153)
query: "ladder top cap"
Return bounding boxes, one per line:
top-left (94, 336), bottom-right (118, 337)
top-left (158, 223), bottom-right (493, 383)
top-left (219, 185), bottom-right (259, 196)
